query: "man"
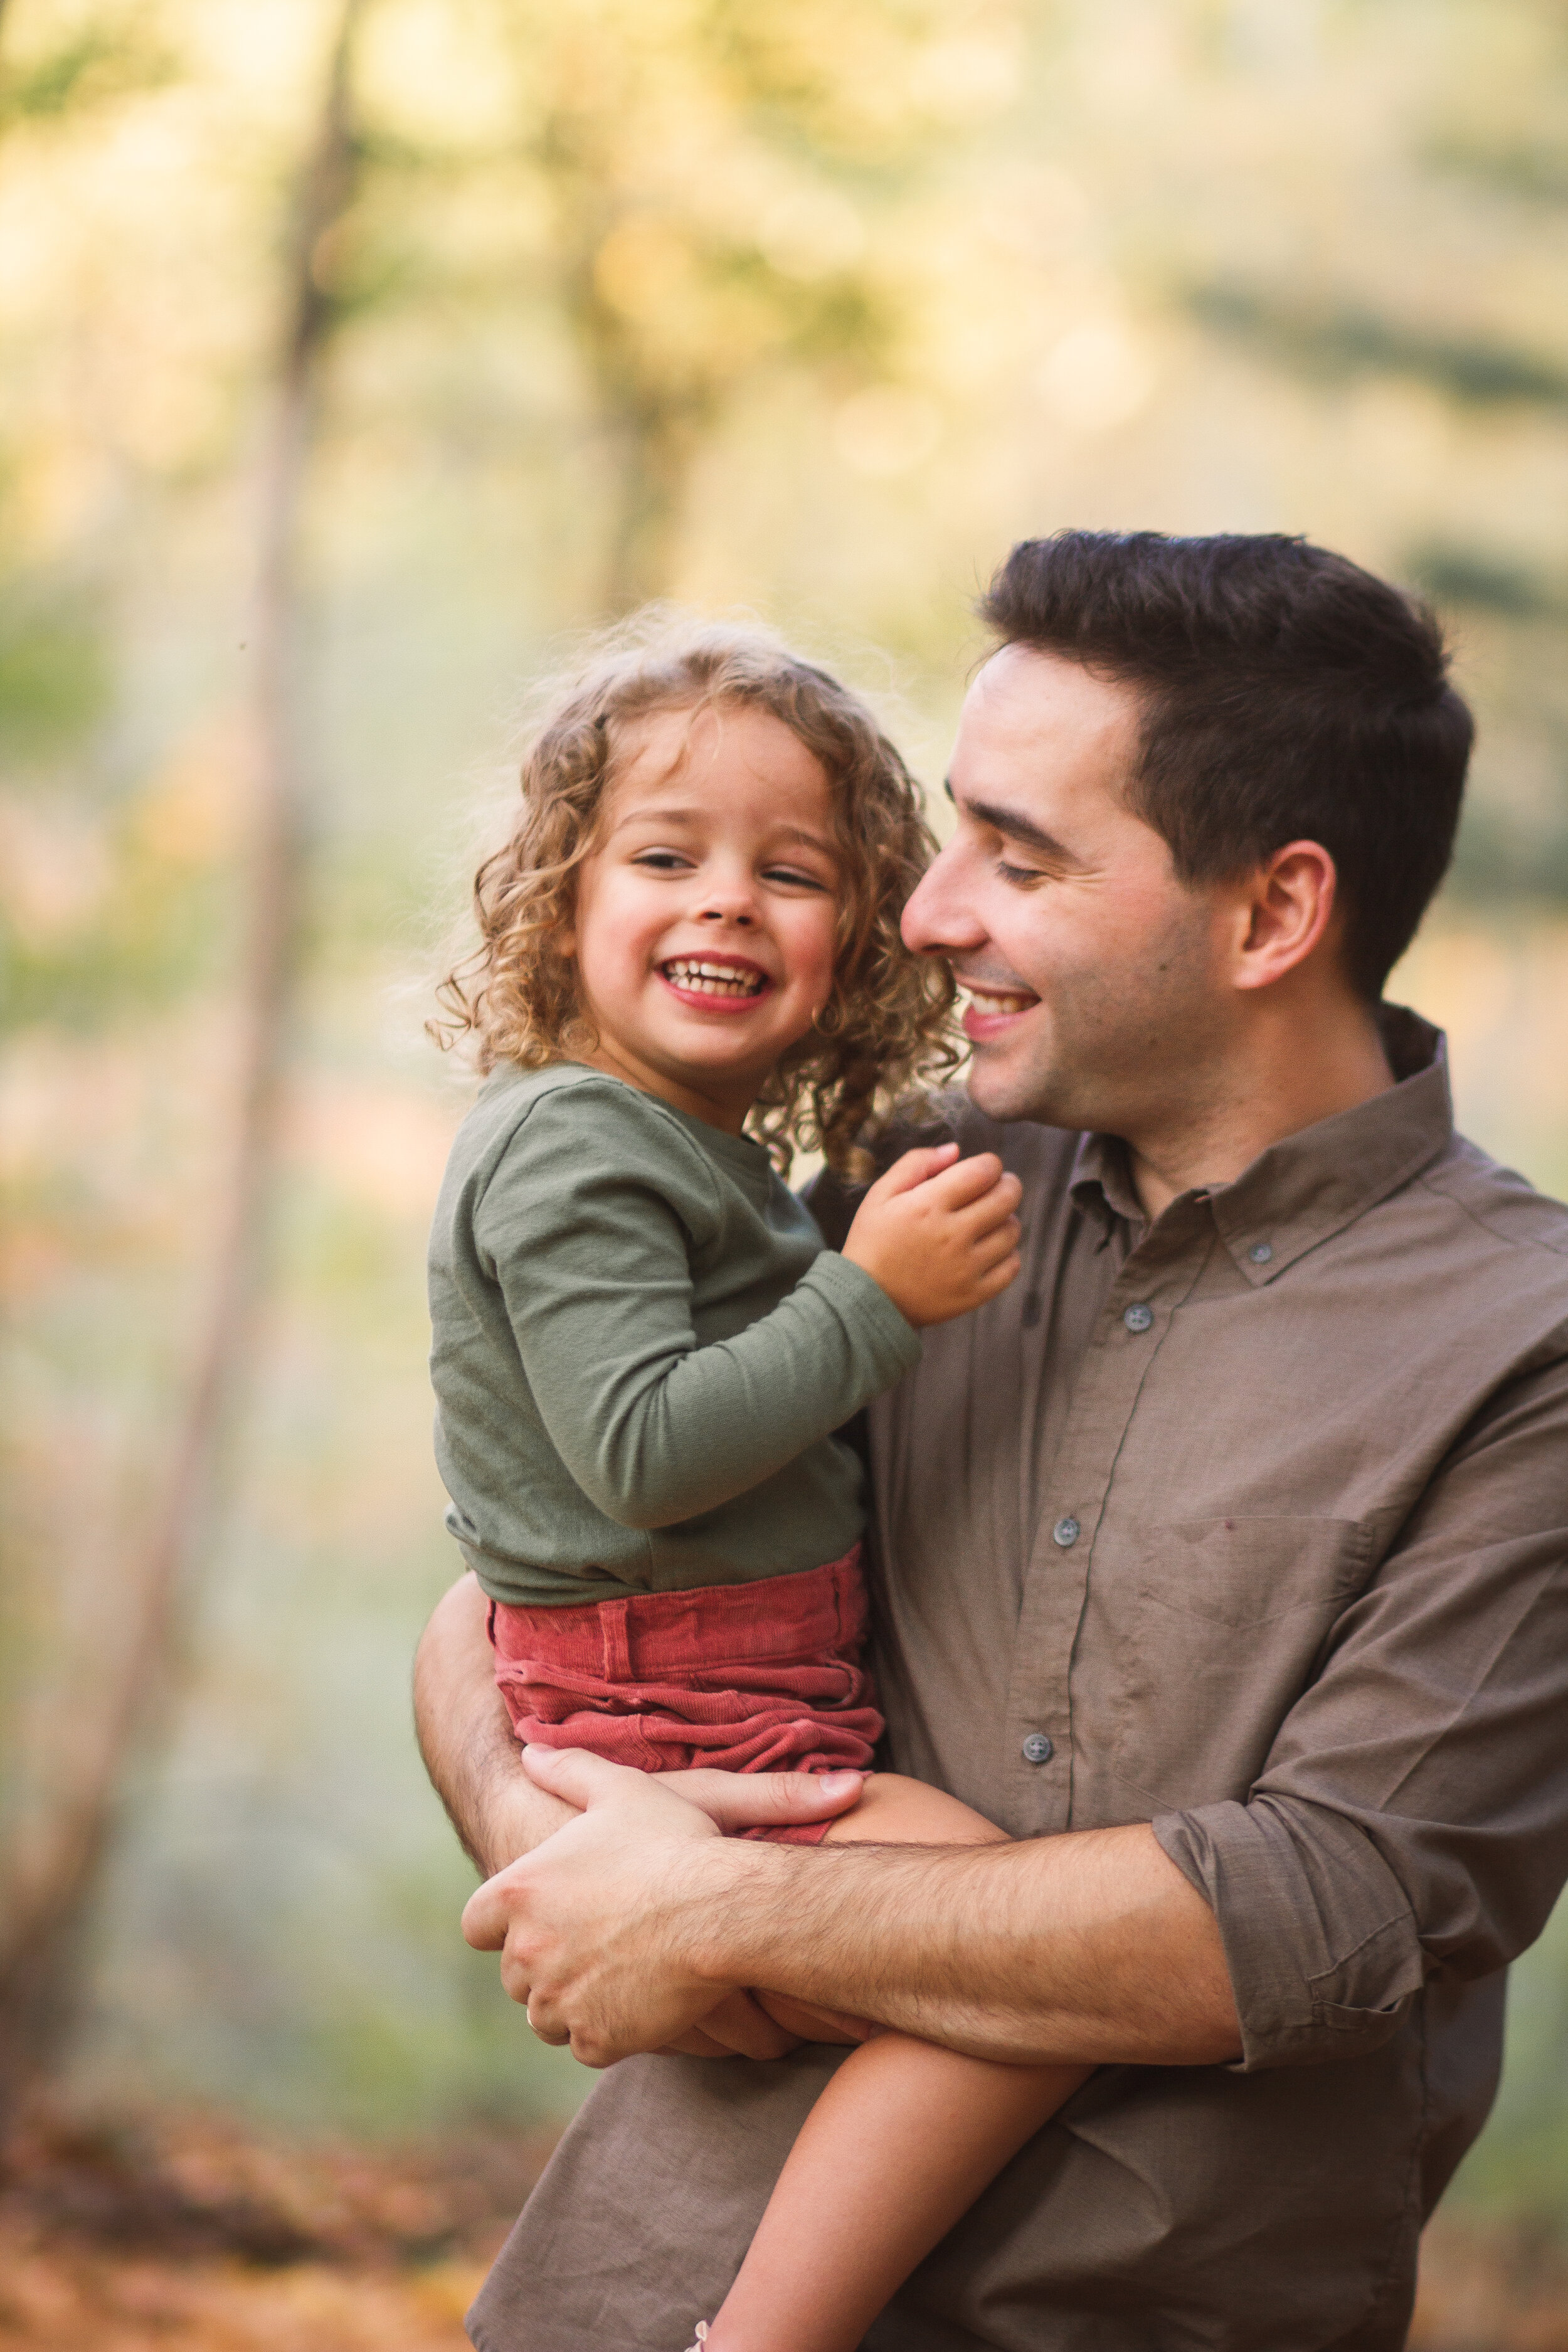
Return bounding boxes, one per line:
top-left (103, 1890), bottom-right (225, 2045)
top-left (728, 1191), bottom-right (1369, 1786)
top-left (416, 531), bottom-right (1568, 2351)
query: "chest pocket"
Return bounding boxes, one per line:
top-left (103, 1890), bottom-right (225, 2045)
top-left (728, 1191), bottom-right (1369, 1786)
top-left (1111, 1515), bottom-right (1374, 1809)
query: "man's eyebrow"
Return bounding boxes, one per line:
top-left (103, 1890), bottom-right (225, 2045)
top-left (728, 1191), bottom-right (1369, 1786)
top-left (943, 781), bottom-right (1078, 864)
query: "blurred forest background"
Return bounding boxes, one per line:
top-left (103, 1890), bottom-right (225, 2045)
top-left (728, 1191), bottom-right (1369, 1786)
top-left (3, 0), bottom-right (1567, 2343)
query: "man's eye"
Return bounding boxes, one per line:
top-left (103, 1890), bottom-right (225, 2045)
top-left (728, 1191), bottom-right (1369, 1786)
top-left (997, 859), bottom-right (1047, 886)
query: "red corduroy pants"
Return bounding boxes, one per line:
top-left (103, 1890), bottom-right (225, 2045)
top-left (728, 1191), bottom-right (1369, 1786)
top-left (488, 1547), bottom-right (882, 1846)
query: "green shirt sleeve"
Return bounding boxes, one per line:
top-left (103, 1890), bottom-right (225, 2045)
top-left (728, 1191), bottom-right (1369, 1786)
top-left (471, 1082), bottom-right (920, 1530)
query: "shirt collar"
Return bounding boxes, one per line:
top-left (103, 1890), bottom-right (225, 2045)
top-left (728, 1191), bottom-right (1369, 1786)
top-left (1069, 1005), bottom-right (1454, 1281)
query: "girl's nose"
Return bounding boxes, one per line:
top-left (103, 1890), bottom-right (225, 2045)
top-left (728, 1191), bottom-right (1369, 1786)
top-left (696, 882), bottom-right (757, 926)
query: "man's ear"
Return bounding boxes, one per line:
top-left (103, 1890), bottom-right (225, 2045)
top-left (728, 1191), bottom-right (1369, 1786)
top-left (1231, 840), bottom-right (1338, 993)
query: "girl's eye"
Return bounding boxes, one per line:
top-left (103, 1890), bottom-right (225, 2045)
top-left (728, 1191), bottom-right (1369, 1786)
top-left (632, 851), bottom-right (691, 872)
top-left (761, 864), bottom-right (830, 891)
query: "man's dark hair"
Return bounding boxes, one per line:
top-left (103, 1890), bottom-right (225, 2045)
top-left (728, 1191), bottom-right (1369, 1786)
top-left (979, 531), bottom-right (1474, 999)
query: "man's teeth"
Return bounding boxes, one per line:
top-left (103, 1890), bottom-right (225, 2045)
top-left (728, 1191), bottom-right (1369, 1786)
top-left (664, 960), bottom-right (766, 998)
top-left (967, 990), bottom-right (1033, 1016)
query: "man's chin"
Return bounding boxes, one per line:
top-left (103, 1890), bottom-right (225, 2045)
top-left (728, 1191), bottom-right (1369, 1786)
top-left (964, 1043), bottom-right (1086, 1132)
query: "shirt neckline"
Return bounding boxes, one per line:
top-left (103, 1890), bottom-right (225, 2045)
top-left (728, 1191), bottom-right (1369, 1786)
top-left (1069, 1005), bottom-right (1454, 1281)
top-left (536, 1059), bottom-right (778, 1190)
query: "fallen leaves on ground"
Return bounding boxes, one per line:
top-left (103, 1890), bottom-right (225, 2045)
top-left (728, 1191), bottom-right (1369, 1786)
top-left (3, 2100), bottom-right (1566, 2349)
top-left (1412, 2215), bottom-right (1568, 2352)
top-left (0, 2103), bottom-right (559, 2352)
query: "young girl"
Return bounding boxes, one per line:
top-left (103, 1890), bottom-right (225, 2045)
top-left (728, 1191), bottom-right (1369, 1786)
top-left (428, 621), bottom-right (1089, 2352)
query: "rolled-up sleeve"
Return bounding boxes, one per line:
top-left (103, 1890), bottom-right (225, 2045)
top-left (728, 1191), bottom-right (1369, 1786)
top-left (1155, 1350), bottom-right (1568, 2071)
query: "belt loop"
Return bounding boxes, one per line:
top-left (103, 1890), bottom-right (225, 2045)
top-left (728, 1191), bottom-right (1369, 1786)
top-left (600, 1597), bottom-right (633, 1682)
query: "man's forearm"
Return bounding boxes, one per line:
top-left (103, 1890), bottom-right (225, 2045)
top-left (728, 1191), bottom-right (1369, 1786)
top-left (427, 1631), bottom-right (1241, 2068)
top-left (689, 1819), bottom-right (1241, 2067)
top-left (413, 1573), bottom-right (575, 1873)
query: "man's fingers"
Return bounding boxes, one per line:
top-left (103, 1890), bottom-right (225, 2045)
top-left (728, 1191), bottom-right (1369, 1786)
top-left (658, 1766), bottom-right (866, 1831)
top-left (520, 1983), bottom-right (567, 2043)
top-left (458, 1763), bottom-right (755, 2063)
top-left (521, 1742), bottom-right (650, 1809)
top-left (686, 1988), bottom-right (802, 2060)
top-left (658, 2026), bottom-right (739, 2057)
top-left (460, 1870), bottom-right (514, 1952)
top-left (498, 1947), bottom-right (532, 2008)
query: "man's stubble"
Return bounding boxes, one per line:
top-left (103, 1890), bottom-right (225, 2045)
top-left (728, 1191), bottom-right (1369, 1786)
top-left (964, 889), bottom-right (1233, 1164)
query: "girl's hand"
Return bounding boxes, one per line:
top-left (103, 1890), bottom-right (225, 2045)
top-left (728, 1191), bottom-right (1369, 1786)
top-left (842, 1145), bottom-right (1022, 1328)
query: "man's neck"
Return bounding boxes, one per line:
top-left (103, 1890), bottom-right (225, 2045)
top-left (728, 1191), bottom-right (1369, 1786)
top-left (1127, 998), bottom-right (1397, 1224)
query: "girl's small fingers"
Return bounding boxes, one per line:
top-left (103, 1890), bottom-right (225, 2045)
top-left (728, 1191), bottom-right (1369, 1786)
top-left (976, 1253), bottom-right (1022, 1300)
top-left (971, 1219), bottom-right (1022, 1269)
top-left (874, 1142), bottom-right (961, 1199)
top-left (948, 1187), bottom-right (1024, 1243)
top-left (923, 1151), bottom-right (1006, 1207)
top-left (947, 1171), bottom-right (1023, 1229)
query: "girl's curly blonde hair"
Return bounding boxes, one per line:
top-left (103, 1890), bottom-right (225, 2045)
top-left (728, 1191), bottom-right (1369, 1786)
top-left (432, 617), bottom-right (958, 1174)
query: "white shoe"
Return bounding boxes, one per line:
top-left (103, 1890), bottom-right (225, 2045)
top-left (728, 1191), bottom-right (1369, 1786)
top-left (683, 2328), bottom-right (710, 2350)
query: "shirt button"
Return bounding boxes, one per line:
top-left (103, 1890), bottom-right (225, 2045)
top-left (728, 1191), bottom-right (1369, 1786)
top-left (1052, 1515), bottom-right (1081, 1547)
top-left (1123, 1302), bottom-right (1153, 1332)
top-left (1249, 1242), bottom-right (1274, 1264)
top-left (1022, 1732), bottom-right (1055, 1765)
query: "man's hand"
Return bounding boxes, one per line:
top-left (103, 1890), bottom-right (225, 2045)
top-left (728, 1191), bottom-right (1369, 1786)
top-left (467, 1745), bottom-right (1241, 2073)
top-left (497, 1752), bottom-right (868, 2063)
top-left (417, 1578), bottom-right (871, 2058)
top-left (659, 1761), bottom-right (866, 1836)
top-left (842, 1145), bottom-right (1022, 1327)
top-left (461, 1748), bottom-right (780, 2066)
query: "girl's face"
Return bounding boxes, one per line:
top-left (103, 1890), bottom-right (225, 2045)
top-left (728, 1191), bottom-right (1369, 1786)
top-left (564, 702), bottom-right (842, 1133)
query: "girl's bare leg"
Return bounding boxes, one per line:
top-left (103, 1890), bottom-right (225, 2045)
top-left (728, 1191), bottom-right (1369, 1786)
top-left (700, 1776), bottom-right (1089, 2352)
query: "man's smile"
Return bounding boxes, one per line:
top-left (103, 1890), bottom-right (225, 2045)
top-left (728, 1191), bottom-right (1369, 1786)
top-left (954, 971), bottom-right (1041, 1040)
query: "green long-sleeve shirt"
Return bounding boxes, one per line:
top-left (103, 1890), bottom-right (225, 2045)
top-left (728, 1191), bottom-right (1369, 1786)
top-left (428, 1061), bottom-right (922, 1608)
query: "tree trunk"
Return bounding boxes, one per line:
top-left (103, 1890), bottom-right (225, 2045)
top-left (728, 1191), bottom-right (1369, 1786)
top-left (600, 400), bottom-right (703, 612)
top-left (0, 0), bottom-right (362, 2129)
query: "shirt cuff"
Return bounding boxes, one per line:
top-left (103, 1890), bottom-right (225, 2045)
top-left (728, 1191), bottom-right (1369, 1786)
top-left (1153, 1794), bottom-right (1426, 2070)
top-left (799, 1249), bottom-right (923, 1387)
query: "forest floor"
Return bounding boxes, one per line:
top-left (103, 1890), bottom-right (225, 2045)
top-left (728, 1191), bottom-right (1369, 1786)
top-left (1, 2102), bottom-right (1565, 2351)
top-left (0, 2104), bottom-right (554, 2352)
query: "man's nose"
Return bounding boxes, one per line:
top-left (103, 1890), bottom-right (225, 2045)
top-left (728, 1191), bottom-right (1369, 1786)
top-left (902, 840), bottom-right (985, 955)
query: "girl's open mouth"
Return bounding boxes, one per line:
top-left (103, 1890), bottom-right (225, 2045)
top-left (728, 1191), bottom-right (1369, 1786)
top-left (660, 958), bottom-right (772, 1005)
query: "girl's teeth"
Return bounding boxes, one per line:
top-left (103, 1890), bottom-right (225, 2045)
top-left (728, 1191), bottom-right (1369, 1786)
top-left (665, 960), bottom-right (765, 997)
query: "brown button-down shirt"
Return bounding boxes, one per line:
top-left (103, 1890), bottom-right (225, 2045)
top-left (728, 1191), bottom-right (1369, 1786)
top-left (469, 1009), bottom-right (1568, 2352)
